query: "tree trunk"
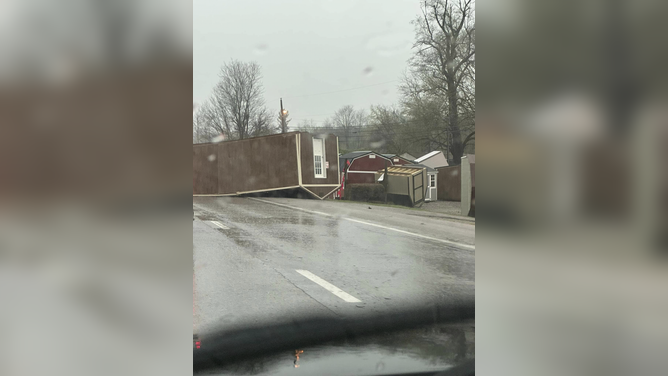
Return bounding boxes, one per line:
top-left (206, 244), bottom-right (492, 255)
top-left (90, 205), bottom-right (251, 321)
top-left (448, 76), bottom-right (463, 165)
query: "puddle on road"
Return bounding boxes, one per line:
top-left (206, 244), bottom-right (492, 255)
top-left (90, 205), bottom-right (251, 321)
top-left (194, 210), bottom-right (219, 222)
top-left (224, 215), bottom-right (317, 227)
top-left (227, 234), bottom-right (253, 249)
top-left (196, 212), bottom-right (316, 228)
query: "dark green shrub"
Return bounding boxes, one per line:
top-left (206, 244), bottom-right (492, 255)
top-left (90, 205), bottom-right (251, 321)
top-left (345, 184), bottom-right (385, 202)
top-left (386, 193), bottom-right (414, 207)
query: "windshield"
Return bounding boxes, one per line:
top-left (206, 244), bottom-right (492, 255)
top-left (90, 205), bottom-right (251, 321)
top-left (193, 0), bottom-right (475, 374)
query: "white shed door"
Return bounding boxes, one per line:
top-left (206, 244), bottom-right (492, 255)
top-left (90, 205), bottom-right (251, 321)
top-left (426, 173), bottom-right (437, 201)
top-left (313, 138), bottom-right (325, 178)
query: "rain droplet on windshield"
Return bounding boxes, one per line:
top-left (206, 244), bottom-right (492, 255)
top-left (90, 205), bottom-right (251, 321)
top-left (254, 43), bottom-right (268, 55)
top-left (211, 134), bottom-right (225, 143)
top-left (370, 140), bottom-right (386, 148)
top-left (207, 154), bottom-right (216, 162)
top-left (365, 34), bottom-right (412, 57)
top-left (362, 66), bottom-right (374, 76)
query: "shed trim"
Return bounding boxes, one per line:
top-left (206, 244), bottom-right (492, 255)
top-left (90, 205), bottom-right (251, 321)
top-left (238, 185), bottom-right (302, 195)
top-left (192, 193), bottom-right (237, 197)
top-left (301, 185), bottom-right (340, 200)
top-left (193, 185), bottom-right (302, 197)
top-left (296, 133), bottom-right (303, 186)
top-left (323, 185), bottom-right (340, 199)
top-left (348, 152), bottom-right (393, 171)
top-left (300, 186), bottom-right (322, 200)
top-left (302, 184), bottom-right (340, 187)
top-left (336, 136), bottom-right (340, 182)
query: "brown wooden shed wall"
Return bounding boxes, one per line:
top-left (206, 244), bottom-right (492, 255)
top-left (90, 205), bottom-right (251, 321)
top-left (0, 64), bottom-right (192, 198)
top-left (193, 132), bottom-right (340, 198)
top-left (299, 133), bottom-right (340, 186)
top-left (193, 133), bottom-right (299, 195)
top-left (437, 165), bottom-right (461, 201)
top-left (193, 144), bottom-right (219, 194)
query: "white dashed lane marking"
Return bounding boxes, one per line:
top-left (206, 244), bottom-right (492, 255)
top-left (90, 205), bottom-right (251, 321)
top-left (208, 221), bottom-right (229, 230)
top-left (295, 270), bottom-right (361, 303)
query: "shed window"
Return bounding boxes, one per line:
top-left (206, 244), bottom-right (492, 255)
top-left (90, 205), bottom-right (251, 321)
top-left (430, 174), bottom-right (436, 187)
top-left (313, 138), bottom-right (325, 178)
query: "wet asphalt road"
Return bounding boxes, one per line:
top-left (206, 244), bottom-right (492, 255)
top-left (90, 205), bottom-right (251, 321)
top-left (193, 197), bottom-right (475, 335)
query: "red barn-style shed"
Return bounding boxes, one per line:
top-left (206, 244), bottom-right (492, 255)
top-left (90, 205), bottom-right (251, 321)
top-left (336, 151), bottom-right (414, 198)
top-left (381, 154), bottom-right (414, 165)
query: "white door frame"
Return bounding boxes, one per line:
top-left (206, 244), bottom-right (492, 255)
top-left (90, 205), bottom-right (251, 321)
top-left (426, 173), bottom-right (437, 201)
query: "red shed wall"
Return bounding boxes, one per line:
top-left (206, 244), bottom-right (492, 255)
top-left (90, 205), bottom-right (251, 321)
top-left (348, 155), bottom-right (392, 172)
top-left (346, 172), bottom-right (377, 184)
top-left (346, 154), bottom-right (396, 185)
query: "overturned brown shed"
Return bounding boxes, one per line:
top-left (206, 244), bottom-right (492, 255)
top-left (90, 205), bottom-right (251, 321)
top-left (193, 132), bottom-right (340, 199)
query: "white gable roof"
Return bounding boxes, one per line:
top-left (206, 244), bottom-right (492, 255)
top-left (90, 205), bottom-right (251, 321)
top-left (415, 150), bottom-right (441, 163)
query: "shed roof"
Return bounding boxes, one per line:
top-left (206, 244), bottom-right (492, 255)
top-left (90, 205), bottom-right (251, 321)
top-left (415, 150), bottom-right (442, 163)
top-left (403, 163), bottom-right (438, 173)
top-left (339, 151), bottom-right (372, 159)
top-left (379, 165), bottom-right (424, 176)
top-left (381, 154), bottom-right (416, 163)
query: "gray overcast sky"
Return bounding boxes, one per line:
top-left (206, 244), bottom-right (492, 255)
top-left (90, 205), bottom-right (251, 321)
top-left (194, 0), bottom-right (422, 127)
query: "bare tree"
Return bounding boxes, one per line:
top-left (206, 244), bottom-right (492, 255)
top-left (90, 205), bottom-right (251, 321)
top-left (367, 105), bottom-right (413, 154)
top-left (250, 107), bottom-right (274, 137)
top-left (403, 0), bottom-right (475, 164)
top-left (330, 105), bottom-right (366, 150)
top-left (202, 60), bottom-right (273, 140)
top-left (295, 119), bottom-right (318, 133)
top-left (194, 100), bottom-right (225, 142)
top-left (193, 106), bottom-right (212, 144)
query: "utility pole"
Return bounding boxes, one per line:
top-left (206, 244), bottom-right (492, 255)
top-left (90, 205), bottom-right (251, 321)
top-left (280, 98), bottom-right (287, 133)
